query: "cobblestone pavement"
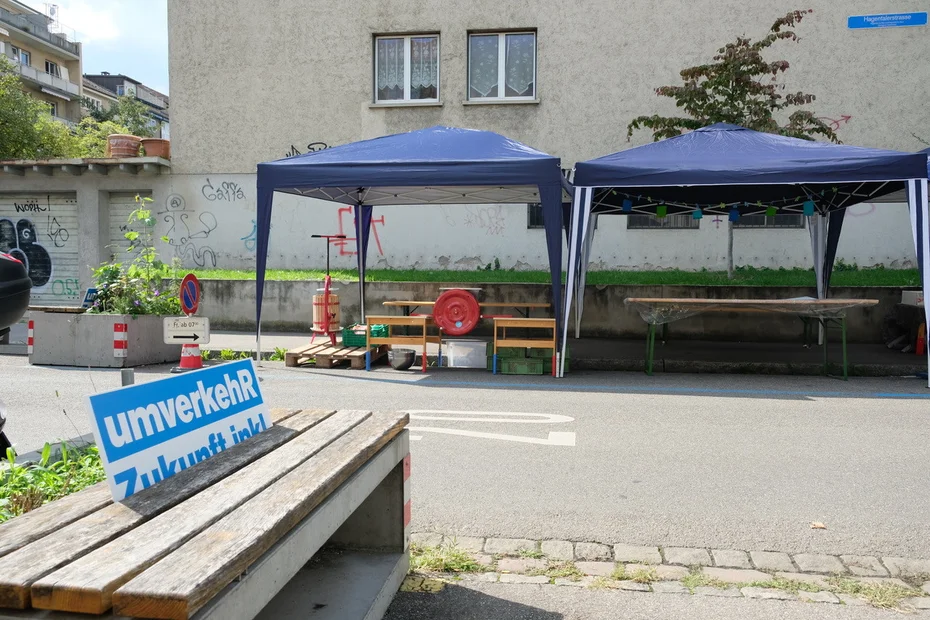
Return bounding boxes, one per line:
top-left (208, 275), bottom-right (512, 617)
top-left (410, 533), bottom-right (930, 612)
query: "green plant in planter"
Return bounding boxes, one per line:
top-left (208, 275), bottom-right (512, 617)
top-left (86, 195), bottom-right (182, 316)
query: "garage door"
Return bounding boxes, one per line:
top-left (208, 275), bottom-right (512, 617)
top-left (108, 192), bottom-right (153, 262)
top-left (0, 193), bottom-right (80, 306)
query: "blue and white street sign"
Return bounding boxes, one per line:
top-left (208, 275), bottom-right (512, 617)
top-left (86, 359), bottom-right (270, 501)
top-left (848, 13), bottom-right (927, 29)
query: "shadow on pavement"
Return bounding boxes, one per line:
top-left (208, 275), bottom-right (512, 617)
top-left (386, 582), bottom-right (562, 620)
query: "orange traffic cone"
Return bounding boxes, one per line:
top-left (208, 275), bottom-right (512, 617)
top-left (171, 343), bottom-right (204, 373)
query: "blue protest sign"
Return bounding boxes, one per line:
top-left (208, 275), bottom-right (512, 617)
top-left (86, 359), bottom-right (270, 501)
top-left (848, 13), bottom-right (927, 29)
top-left (81, 288), bottom-right (98, 309)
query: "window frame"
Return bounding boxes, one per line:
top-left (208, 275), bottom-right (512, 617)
top-left (627, 213), bottom-right (700, 230)
top-left (467, 31), bottom-right (537, 102)
top-left (14, 47), bottom-right (31, 66)
top-left (116, 85), bottom-right (125, 96)
top-left (44, 60), bottom-right (60, 77)
top-left (47, 101), bottom-right (58, 117)
top-left (733, 214), bottom-right (806, 229)
top-left (373, 33), bottom-right (440, 104)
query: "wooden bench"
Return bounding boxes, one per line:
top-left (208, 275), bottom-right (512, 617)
top-left (364, 315), bottom-right (442, 372)
top-left (0, 408), bottom-right (411, 620)
top-left (492, 317), bottom-right (558, 377)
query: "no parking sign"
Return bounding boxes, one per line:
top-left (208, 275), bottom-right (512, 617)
top-left (180, 273), bottom-right (200, 316)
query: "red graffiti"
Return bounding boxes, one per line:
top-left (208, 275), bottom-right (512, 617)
top-left (817, 115), bottom-right (852, 131)
top-left (330, 207), bottom-right (385, 256)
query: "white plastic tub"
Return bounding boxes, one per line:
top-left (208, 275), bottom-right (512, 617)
top-left (443, 339), bottom-right (487, 368)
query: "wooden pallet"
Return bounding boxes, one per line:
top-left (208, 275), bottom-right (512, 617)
top-left (285, 343), bottom-right (389, 369)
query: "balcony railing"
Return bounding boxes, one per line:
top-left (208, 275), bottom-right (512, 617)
top-left (15, 62), bottom-right (81, 97)
top-left (0, 7), bottom-right (79, 56)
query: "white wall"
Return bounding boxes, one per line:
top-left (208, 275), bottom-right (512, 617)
top-left (155, 174), bottom-right (917, 272)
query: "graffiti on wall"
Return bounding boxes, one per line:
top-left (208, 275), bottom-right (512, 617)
top-left (202, 179), bottom-right (246, 202)
top-left (0, 218), bottom-right (52, 286)
top-left (329, 206), bottom-right (386, 257)
top-left (817, 115), bottom-right (852, 131)
top-left (285, 142), bottom-right (330, 158)
top-left (160, 194), bottom-right (218, 268)
top-left (464, 205), bottom-right (505, 236)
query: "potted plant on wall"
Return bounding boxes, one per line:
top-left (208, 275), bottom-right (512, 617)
top-left (29, 196), bottom-right (184, 368)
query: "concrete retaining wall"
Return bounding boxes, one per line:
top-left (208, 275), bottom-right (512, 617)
top-left (29, 312), bottom-right (180, 367)
top-left (198, 280), bottom-right (906, 344)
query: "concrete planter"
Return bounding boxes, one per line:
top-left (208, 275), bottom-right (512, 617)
top-left (29, 311), bottom-right (180, 367)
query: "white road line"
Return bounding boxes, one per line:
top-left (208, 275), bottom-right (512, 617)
top-left (407, 426), bottom-right (576, 446)
top-left (405, 410), bottom-right (574, 424)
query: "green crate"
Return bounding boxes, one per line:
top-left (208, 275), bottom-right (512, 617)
top-left (499, 357), bottom-right (544, 375)
top-left (342, 324), bottom-right (387, 347)
top-left (486, 341), bottom-right (526, 357)
top-left (529, 346), bottom-right (569, 359)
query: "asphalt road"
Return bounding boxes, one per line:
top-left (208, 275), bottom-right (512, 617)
top-left (385, 581), bottom-right (906, 620)
top-left (2, 355), bottom-right (929, 559)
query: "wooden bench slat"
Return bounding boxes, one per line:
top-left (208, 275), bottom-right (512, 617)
top-left (0, 407), bottom-right (303, 561)
top-left (0, 408), bottom-right (329, 610)
top-left (29, 410), bottom-right (371, 615)
top-left (113, 412), bottom-right (409, 620)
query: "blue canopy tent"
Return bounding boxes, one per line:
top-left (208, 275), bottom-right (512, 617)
top-left (563, 123), bottom-right (930, 381)
top-left (255, 126), bottom-right (568, 360)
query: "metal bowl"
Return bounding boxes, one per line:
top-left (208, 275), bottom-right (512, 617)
top-left (388, 348), bottom-right (417, 371)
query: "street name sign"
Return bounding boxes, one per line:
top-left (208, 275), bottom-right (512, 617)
top-left (848, 12), bottom-right (927, 29)
top-left (164, 316), bottom-right (211, 344)
top-left (86, 359), bottom-right (270, 501)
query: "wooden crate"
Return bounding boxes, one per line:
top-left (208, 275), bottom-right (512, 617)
top-left (286, 343), bottom-right (388, 369)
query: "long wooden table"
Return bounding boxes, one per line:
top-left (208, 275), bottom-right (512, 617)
top-left (624, 297), bottom-right (880, 379)
top-left (383, 300), bottom-right (550, 319)
top-left (0, 408), bottom-right (411, 620)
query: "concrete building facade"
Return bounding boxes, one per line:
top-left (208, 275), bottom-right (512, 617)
top-left (0, 0), bottom-right (82, 125)
top-left (6, 0), bottom-right (924, 293)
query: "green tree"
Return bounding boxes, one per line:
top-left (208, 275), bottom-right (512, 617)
top-left (34, 113), bottom-right (79, 158)
top-left (74, 117), bottom-right (132, 157)
top-left (81, 96), bottom-right (117, 123)
top-left (627, 10), bottom-right (839, 144)
top-left (113, 94), bottom-right (155, 138)
top-left (0, 56), bottom-right (48, 159)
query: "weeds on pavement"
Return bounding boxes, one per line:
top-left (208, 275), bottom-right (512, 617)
top-left (410, 542), bottom-right (482, 574)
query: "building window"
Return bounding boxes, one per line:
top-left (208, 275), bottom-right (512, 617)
top-left (13, 47), bottom-right (30, 66)
top-left (468, 32), bottom-right (536, 100)
top-left (527, 203), bottom-right (544, 228)
top-left (734, 214), bottom-right (805, 229)
top-left (47, 102), bottom-right (58, 117)
top-left (86, 96), bottom-right (102, 110)
top-left (44, 60), bottom-right (60, 77)
top-left (628, 214), bottom-right (699, 230)
top-left (374, 34), bottom-right (439, 103)
top-left (116, 85), bottom-right (125, 95)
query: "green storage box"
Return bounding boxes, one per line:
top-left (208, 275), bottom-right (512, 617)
top-left (499, 357), bottom-right (544, 375)
top-left (342, 324), bottom-right (387, 347)
top-left (529, 346), bottom-right (569, 359)
top-left (486, 341), bottom-right (526, 358)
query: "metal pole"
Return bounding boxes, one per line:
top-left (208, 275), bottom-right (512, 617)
top-left (121, 368), bottom-right (134, 386)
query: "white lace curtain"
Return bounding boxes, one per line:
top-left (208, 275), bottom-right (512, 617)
top-left (505, 33), bottom-right (534, 97)
top-left (377, 38), bottom-right (404, 100)
top-left (469, 35), bottom-right (499, 98)
top-left (409, 36), bottom-right (438, 99)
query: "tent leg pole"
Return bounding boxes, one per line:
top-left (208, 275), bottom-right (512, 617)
top-left (822, 319), bottom-right (828, 375)
top-left (646, 324), bottom-right (655, 376)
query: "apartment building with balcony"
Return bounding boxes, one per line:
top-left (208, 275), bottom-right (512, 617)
top-left (83, 72), bottom-right (170, 139)
top-left (0, 0), bottom-right (82, 125)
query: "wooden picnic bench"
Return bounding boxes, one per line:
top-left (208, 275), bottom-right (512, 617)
top-left (0, 408), bottom-right (411, 620)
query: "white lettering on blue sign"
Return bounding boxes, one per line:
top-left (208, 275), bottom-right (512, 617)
top-left (86, 359), bottom-right (271, 501)
top-left (848, 13), bottom-right (927, 29)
